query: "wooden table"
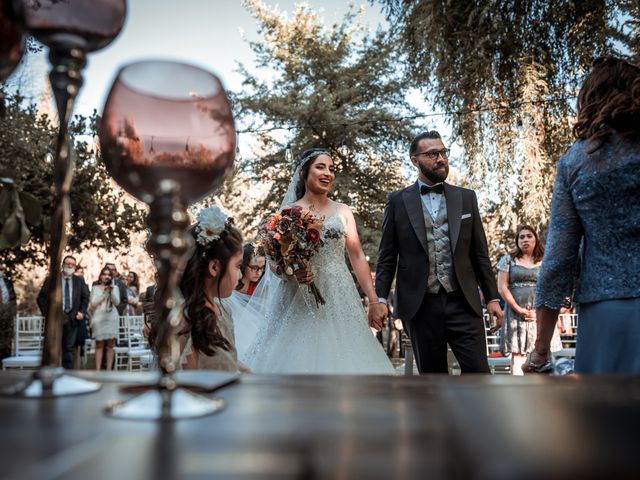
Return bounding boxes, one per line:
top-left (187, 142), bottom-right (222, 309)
top-left (0, 372), bottom-right (639, 479)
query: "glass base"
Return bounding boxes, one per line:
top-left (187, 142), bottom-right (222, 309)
top-left (0, 367), bottom-right (102, 397)
top-left (104, 387), bottom-right (225, 421)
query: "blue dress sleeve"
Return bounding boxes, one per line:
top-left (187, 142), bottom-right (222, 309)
top-left (496, 255), bottom-right (511, 273)
top-left (535, 159), bottom-right (583, 309)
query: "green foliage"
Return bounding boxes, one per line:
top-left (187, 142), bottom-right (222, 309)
top-left (234, 0), bottom-right (417, 259)
top-left (0, 93), bottom-right (146, 277)
top-left (378, 0), bottom-right (638, 256)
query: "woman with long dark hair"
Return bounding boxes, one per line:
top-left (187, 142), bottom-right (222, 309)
top-left (498, 225), bottom-right (561, 375)
top-left (525, 56), bottom-right (640, 374)
top-left (124, 271), bottom-right (140, 316)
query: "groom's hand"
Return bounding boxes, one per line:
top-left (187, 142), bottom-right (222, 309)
top-left (487, 301), bottom-right (504, 333)
top-left (368, 303), bottom-right (387, 331)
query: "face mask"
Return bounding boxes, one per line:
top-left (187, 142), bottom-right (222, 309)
top-left (63, 267), bottom-right (75, 277)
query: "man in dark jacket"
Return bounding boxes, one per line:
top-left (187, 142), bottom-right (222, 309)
top-left (37, 255), bottom-right (90, 369)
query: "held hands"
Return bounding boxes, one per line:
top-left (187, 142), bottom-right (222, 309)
top-left (487, 301), bottom-right (504, 333)
top-left (368, 302), bottom-right (388, 332)
top-left (518, 307), bottom-right (536, 322)
top-left (75, 311), bottom-right (84, 321)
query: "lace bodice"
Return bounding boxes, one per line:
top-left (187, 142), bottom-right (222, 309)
top-left (535, 136), bottom-right (640, 309)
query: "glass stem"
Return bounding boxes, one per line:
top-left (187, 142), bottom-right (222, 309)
top-left (146, 182), bottom-right (194, 389)
top-left (41, 46), bottom-right (86, 372)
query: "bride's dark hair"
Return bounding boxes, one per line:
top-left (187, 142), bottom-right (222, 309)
top-left (295, 148), bottom-right (330, 200)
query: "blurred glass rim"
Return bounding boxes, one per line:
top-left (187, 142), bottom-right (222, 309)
top-left (108, 59), bottom-right (227, 102)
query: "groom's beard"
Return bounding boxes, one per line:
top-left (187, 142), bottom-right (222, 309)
top-left (418, 161), bottom-right (449, 184)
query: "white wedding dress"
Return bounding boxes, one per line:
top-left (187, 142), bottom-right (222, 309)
top-left (240, 211), bottom-right (395, 374)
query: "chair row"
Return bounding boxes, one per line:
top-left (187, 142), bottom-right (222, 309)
top-left (1, 315), bottom-right (153, 371)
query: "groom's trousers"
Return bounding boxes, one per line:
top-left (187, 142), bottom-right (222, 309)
top-left (406, 287), bottom-right (490, 374)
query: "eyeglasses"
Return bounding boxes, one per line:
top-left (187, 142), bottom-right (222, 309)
top-left (414, 148), bottom-right (450, 160)
top-left (248, 266), bottom-right (265, 273)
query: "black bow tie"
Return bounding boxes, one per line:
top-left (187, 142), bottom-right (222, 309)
top-left (420, 183), bottom-right (444, 195)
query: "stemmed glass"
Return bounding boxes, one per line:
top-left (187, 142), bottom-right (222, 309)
top-left (99, 60), bottom-right (235, 420)
top-left (2, 0), bottom-right (126, 397)
top-left (0, 0), bottom-right (25, 84)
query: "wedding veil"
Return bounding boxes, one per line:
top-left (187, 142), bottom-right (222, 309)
top-left (221, 149), bottom-right (330, 367)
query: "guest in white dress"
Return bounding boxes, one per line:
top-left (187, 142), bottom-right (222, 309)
top-left (89, 267), bottom-right (120, 370)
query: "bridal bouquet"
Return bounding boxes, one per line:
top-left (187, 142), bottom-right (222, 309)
top-left (258, 205), bottom-right (326, 307)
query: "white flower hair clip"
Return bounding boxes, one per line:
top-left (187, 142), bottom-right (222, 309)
top-left (195, 206), bottom-right (229, 246)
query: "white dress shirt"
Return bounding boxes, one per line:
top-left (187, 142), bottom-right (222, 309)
top-left (417, 179), bottom-right (444, 219)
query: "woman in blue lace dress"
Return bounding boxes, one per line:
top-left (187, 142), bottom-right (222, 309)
top-left (525, 57), bottom-right (640, 374)
top-left (498, 226), bottom-right (562, 375)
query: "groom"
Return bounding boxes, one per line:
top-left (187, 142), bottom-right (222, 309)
top-left (369, 131), bottom-right (503, 374)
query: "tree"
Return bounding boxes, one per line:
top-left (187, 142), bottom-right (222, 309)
top-left (0, 93), bottom-right (147, 276)
top-left (234, 0), bottom-right (417, 259)
top-left (377, 0), bottom-right (638, 255)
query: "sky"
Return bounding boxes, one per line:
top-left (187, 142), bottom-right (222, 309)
top-left (7, 0), bottom-right (450, 157)
top-left (77, 0), bottom-right (390, 117)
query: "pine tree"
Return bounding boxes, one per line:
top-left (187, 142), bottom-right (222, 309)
top-left (234, 0), bottom-right (417, 259)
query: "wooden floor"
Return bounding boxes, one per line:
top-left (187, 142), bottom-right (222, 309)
top-left (0, 371), bottom-right (639, 479)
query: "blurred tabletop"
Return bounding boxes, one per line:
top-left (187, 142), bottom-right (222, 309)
top-left (0, 371), bottom-right (639, 480)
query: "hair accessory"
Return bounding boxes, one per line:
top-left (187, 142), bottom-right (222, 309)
top-left (195, 206), bottom-right (229, 246)
top-left (298, 149), bottom-right (329, 169)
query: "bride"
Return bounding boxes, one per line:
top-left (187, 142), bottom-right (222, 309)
top-left (238, 148), bottom-right (395, 374)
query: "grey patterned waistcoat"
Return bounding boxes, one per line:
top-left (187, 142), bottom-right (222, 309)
top-left (423, 196), bottom-right (459, 293)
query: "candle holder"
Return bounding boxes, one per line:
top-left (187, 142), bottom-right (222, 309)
top-left (1, 0), bottom-right (126, 398)
top-left (98, 60), bottom-right (235, 420)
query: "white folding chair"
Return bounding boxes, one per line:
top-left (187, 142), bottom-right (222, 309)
top-left (125, 315), bottom-right (152, 371)
top-left (554, 313), bottom-right (579, 359)
top-left (2, 316), bottom-right (44, 370)
top-left (113, 316), bottom-right (129, 370)
top-left (484, 312), bottom-right (511, 374)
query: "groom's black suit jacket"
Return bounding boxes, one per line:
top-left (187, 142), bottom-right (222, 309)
top-left (375, 181), bottom-right (499, 321)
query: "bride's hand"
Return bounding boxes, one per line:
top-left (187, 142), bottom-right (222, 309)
top-left (294, 264), bottom-right (315, 284)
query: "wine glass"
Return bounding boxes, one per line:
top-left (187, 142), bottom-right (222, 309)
top-left (100, 60), bottom-right (235, 205)
top-left (1, 0), bottom-right (126, 398)
top-left (99, 60), bottom-right (235, 420)
top-left (21, 0), bottom-right (126, 53)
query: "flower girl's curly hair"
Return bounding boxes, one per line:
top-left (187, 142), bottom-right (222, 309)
top-left (148, 212), bottom-right (243, 357)
top-left (179, 219), bottom-right (243, 356)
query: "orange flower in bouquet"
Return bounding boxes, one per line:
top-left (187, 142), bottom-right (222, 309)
top-left (258, 205), bottom-right (326, 306)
